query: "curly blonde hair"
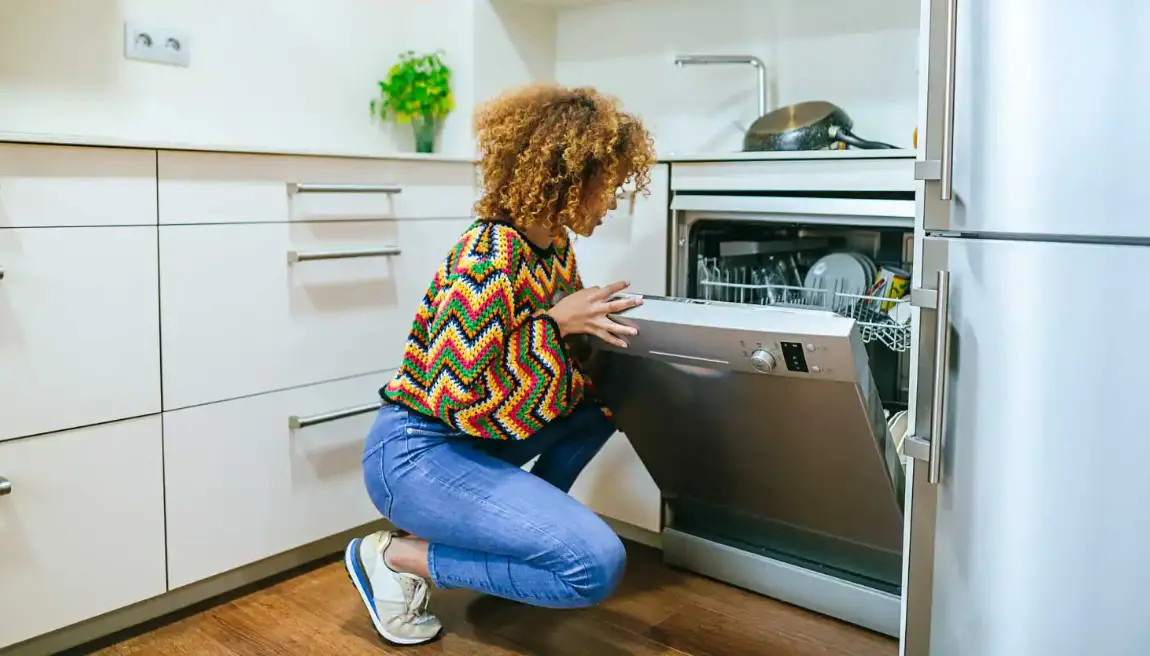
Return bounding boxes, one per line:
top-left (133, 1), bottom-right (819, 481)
top-left (473, 84), bottom-right (656, 237)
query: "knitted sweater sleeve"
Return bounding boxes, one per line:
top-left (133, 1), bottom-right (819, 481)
top-left (424, 258), bottom-right (584, 440)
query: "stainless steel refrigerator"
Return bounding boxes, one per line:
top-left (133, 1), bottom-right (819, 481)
top-left (904, 0), bottom-right (1150, 654)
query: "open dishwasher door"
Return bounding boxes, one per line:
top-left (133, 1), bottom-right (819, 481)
top-left (587, 295), bottom-right (904, 636)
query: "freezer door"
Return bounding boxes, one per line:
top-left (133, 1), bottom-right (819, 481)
top-left (916, 237), bottom-right (1150, 656)
top-left (922, 0), bottom-right (1150, 238)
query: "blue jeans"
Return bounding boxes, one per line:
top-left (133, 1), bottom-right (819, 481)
top-left (362, 402), bottom-right (625, 608)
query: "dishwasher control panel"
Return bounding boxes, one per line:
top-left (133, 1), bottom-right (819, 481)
top-left (602, 296), bottom-right (867, 384)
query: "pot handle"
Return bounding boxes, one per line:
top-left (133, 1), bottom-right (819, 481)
top-left (834, 128), bottom-right (899, 150)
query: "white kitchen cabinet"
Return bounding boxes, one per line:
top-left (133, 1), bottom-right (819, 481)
top-left (156, 150), bottom-right (476, 225)
top-left (0, 144), bottom-right (157, 228)
top-left (572, 164), bottom-right (669, 297)
top-left (0, 226), bottom-right (161, 442)
top-left (159, 217), bottom-right (473, 410)
top-left (568, 163), bottom-right (669, 532)
top-left (0, 416), bottom-right (166, 649)
top-left (163, 372), bottom-right (388, 588)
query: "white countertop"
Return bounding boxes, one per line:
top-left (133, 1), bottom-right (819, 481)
top-left (0, 131), bottom-right (478, 164)
top-left (658, 149), bottom-right (916, 162)
top-left (0, 131), bottom-right (919, 165)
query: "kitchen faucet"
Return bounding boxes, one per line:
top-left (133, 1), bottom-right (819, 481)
top-left (673, 54), bottom-right (769, 118)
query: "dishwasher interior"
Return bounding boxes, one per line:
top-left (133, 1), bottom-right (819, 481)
top-left (587, 201), bottom-right (916, 637)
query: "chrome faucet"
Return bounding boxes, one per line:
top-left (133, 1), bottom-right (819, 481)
top-left (673, 54), bottom-right (769, 118)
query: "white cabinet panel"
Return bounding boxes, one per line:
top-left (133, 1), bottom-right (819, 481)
top-left (0, 144), bottom-right (157, 228)
top-left (163, 373), bottom-right (386, 588)
top-left (159, 218), bottom-right (472, 410)
top-left (569, 433), bottom-right (661, 532)
top-left (573, 164), bottom-right (668, 296)
top-left (0, 227), bottom-right (161, 441)
top-left (0, 417), bottom-right (166, 648)
top-left (157, 150), bottom-right (476, 225)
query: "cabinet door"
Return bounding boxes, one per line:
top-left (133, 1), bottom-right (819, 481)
top-left (572, 164), bottom-right (669, 296)
top-left (568, 164), bottom-right (669, 532)
top-left (0, 417), bottom-right (166, 648)
top-left (0, 226), bottom-right (162, 442)
top-left (164, 373), bottom-right (384, 588)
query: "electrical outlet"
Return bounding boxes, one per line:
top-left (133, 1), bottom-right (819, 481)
top-left (123, 23), bottom-right (190, 67)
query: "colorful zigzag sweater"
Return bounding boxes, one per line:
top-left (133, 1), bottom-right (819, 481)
top-left (381, 219), bottom-right (604, 440)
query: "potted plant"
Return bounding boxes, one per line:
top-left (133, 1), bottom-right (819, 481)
top-left (370, 50), bottom-right (454, 154)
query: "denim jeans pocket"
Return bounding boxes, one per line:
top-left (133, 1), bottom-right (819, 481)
top-left (404, 412), bottom-right (461, 438)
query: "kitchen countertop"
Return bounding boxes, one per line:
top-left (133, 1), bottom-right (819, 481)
top-left (657, 149), bottom-right (916, 162)
top-left (0, 131), bottom-right (478, 164)
top-left (0, 131), bottom-right (918, 165)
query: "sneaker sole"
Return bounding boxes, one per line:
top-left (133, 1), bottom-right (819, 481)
top-left (343, 538), bottom-right (442, 646)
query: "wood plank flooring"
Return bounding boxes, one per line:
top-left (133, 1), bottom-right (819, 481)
top-left (84, 542), bottom-right (896, 656)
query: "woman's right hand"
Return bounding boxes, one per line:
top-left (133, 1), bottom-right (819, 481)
top-left (547, 280), bottom-right (643, 348)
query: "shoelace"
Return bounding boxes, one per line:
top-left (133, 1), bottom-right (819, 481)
top-left (396, 574), bottom-right (434, 624)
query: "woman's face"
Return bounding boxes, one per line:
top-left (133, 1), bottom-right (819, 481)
top-left (580, 170), bottom-right (630, 234)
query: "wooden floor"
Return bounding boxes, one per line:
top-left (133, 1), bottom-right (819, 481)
top-left (86, 542), bottom-right (896, 656)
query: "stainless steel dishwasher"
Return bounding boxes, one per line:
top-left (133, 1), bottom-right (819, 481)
top-left (585, 156), bottom-right (916, 637)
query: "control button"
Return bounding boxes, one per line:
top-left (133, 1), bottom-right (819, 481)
top-left (749, 349), bottom-right (777, 373)
top-left (806, 343), bottom-right (816, 352)
top-left (811, 366), bottom-right (822, 373)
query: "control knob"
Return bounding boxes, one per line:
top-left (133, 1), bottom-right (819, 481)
top-left (749, 349), bottom-right (777, 373)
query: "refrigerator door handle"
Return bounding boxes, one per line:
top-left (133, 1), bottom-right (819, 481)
top-left (906, 270), bottom-right (952, 484)
top-left (939, 0), bottom-right (959, 200)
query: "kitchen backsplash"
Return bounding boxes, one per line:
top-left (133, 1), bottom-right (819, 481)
top-left (553, 0), bottom-right (920, 154)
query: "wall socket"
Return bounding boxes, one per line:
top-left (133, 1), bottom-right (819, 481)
top-left (123, 23), bottom-right (190, 67)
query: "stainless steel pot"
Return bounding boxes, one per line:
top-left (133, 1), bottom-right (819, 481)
top-left (743, 101), bottom-right (899, 152)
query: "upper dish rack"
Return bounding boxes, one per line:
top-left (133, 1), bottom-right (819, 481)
top-left (697, 278), bottom-right (912, 353)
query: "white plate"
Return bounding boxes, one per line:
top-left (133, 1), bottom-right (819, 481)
top-left (804, 252), bottom-right (869, 308)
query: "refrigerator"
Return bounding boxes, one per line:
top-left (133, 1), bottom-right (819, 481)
top-left (903, 0), bottom-right (1150, 654)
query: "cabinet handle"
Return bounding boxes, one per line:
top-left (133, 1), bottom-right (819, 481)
top-left (289, 402), bottom-right (382, 430)
top-left (905, 270), bottom-right (952, 484)
top-left (0, 476), bottom-right (11, 497)
top-left (0, 266), bottom-right (5, 281)
top-left (287, 246), bottom-right (401, 263)
top-left (939, 0), bottom-right (959, 201)
top-left (287, 183), bottom-right (402, 195)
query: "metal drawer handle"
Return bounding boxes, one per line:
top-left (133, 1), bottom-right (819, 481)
top-left (288, 183), bottom-right (402, 195)
top-left (289, 402), bottom-right (382, 430)
top-left (287, 246), bottom-right (401, 263)
top-left (939, 0), bottom-right (959, 200)
top-left (0, 476), bottom-right (11, 497)
top-left (906, 270), bottom-right (952, 484)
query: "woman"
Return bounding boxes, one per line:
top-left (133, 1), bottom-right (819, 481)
top-left (344, 84), bottom-right (657, 645)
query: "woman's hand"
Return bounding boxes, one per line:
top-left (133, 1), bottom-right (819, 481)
top-left (547, 280), bottom-right (642, 348)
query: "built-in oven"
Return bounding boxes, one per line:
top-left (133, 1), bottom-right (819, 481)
top-left (586, 154), bottom-right (917, 637)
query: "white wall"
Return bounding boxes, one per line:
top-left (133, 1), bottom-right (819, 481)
top-left (554, 0), bottom-right (920, 155)
top-left (0, 0), bottom-right (477, 157)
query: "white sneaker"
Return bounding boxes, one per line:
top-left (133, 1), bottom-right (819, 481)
top-left (345, 531), bottom-right (442, 645)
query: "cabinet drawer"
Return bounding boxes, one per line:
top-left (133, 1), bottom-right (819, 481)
top-left (157, 150), bottom-right (476, 225)
top-left (0, 227), bottom-right (162, 441)
top-left (160, 221), bottom-right (405, 409)
top-left (0, 417), bottom-right (166, 648)
top-left (163, 373), bottom-right (386, 588)
top-left (0, 143), bottom-right (157, 228)
top-left (159, 218), bottom-right (472, 409)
